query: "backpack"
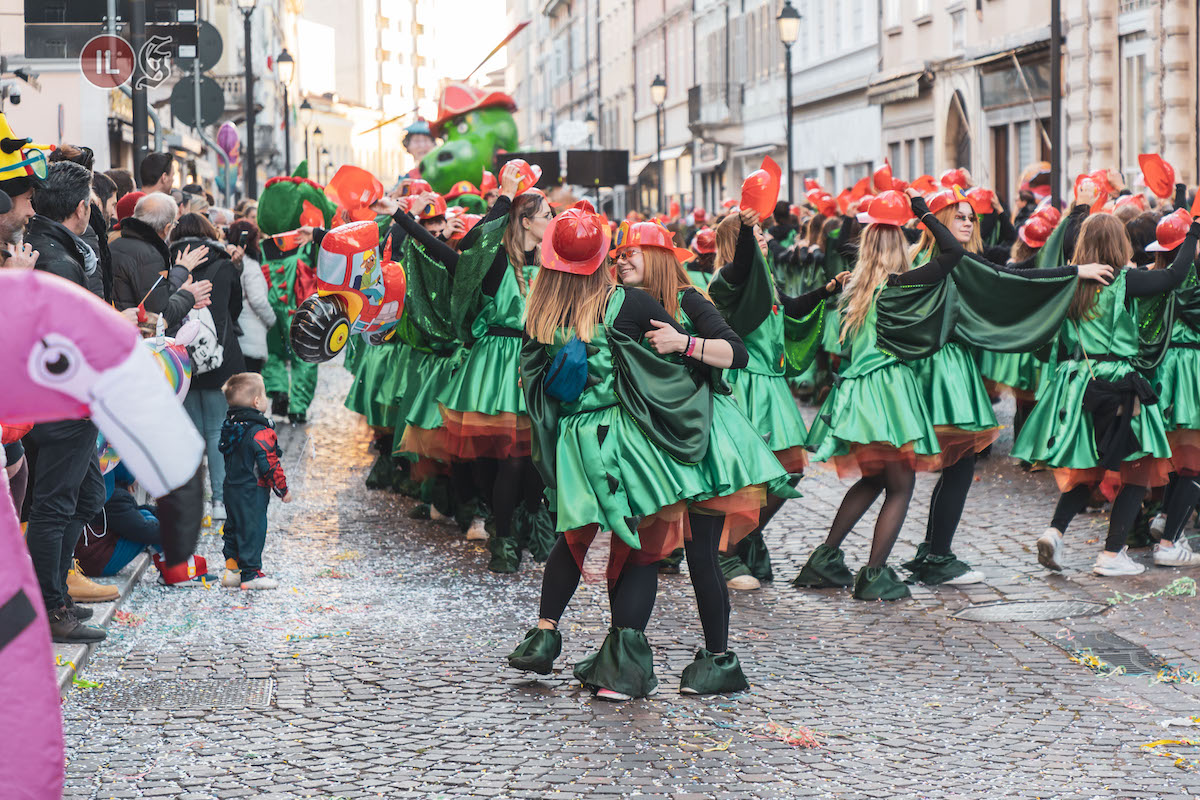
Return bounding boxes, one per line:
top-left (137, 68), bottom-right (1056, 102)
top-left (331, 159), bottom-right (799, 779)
top-left (543, 336), bottom-right (588, 403)
top-left (181, 306), bottom-right (225, 374)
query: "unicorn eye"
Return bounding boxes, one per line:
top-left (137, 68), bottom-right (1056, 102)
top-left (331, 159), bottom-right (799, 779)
top-left (33, 341), bottom-right (78, 382)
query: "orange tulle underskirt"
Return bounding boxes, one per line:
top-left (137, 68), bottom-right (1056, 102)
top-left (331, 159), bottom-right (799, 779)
top-left (398, 425), bottom-right (457, 465)
top-left (932, 426), bottom-right (1001, 470)
top-left (692, 484), bottom-right (769, 552)
top-left (568, 502), bottom-right (687, 586)
top-left (1169, 429), bottom-right (1200, 476)
top-left (438, 406), bottom-right (531, 460)
top-left (410, 456), bottom-right (450, 482)
top-left (1051, 456), bottom-right (1172, 502)
top-left (773, 445), bottom-right (809, 474)
top-left (826, 441), bottom-right (943, 480)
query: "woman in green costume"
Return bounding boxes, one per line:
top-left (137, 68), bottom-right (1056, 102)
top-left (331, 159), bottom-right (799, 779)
top-left (612, 218), bottom-right (801, 695)
top-left (686, 227), bottom-right (716, 288)
top-left (506, 203), bottom-right (770, 699)
top-left (1019, 212), bottom-right (1198, 576)
top-left (1128, 201), bottom-right (1200, 567)
top-left (796, 189), bottom-right (959, 600)
top-left (708, 208), bottom-right (842, 590)
top-left (435, 164), bottom-right (553, 572)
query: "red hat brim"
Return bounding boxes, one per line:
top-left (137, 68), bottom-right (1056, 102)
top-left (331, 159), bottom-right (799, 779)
top-left (542, 214), bottom-right (612, 275)
top-left (609, 242), bottom-right (696, 263)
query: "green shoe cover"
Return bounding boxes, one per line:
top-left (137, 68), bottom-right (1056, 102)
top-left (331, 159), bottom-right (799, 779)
top-left (488, 536), bottom-right (521, 574)
top-left (853, 565), bottom-right (911, 601)
top-left (719, 554), bottom-right (752, 581)
top-left (507, 627), bottom-right (562, 675)
top-left (573, 627), bottom-right (659, 699)
top-left (407, 503), bottom-right (432, 520)
top-left (737, 532), bottom-right (774, 582)
top-left (679, 649), bottom-right (750, 695)
top-left (791, 544), bottom-right (854, 588)
top-left (912, 553), bottom-right (973, 585)
top-left (900, 541), bottom-right (931, 572)
top-left (524, 506), bottom-right (556, 563)
top-left (364, 452), bottom-right (395, 490)
top-left (657, 548), bottom-right (685, 574)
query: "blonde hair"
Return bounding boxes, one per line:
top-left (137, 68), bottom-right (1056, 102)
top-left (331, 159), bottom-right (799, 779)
top-left (525, 265), bottom-right (615, 344)
top-left (624, 247), bottom-right (707, 318)
top-left (1068, 213), bottom-right (1133, 321)
top-left (502, 193), bottom-right (545, 295)
top-left (839, 224), bottom-right (910, 343)
top-left (715, 214), bottom-right (741, 267)
top-left (222, 372), bottom-right (265, 408)
top-left (908, 202), bottom-right (981, 262)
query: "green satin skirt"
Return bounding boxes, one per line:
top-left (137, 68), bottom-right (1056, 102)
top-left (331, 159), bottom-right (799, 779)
top-left (727, 369), bottom-right (809, 454)
top-left (821, 308), bottom-right (844, 355)
top-left (344, 339), bottom-right (404, 428)
top-left (1156, 347), bottom-right (1200, 433)
top-left (908, 342), bottom-right (998, 431)
top-left (807, 361), bottom-right (940, 462)
top-left (979, 349), bottom-right (1041, 395)
top-left (439, 334), bottom-right (526, 417)
top-left (1012, 358), bottom-right (1172, 468)
top-left (693, 393), bottom-right (796, 502)
top-left (402, 351), bottom-right (460, 431)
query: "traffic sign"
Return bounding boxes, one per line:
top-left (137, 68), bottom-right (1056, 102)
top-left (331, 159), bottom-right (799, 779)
top-left (169, 74), bottom-right (224, 128)
top-left (172, 20), bottom-right (222, 72)
top-left (79, 34), bottom-right (135, 89)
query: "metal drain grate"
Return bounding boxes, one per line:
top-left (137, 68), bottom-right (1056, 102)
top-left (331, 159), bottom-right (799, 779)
top-left (952, 599), bottom-right (1109, 622)
top-left (1039, 630), bottom-right (1167, 675)
top-left (75, 678), bottom-right (274, 710)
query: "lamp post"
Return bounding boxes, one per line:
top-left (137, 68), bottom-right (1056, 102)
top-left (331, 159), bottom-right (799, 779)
top-left (313, 126), bottom-right (324, 181)
top-left (777, 1), bottom-right (801, 205)
top-left (650, 74), bottom-right (666, 213)
top-left (320, 147), bottom-right (330, 184)
top-left (585, 111), bottom-right (597, 149)
top-left (236, 0), bottom-right (258, 198)
top-left (277, 48), bottom-right (294, 173)
top-left (299, 99), bottom-right (313, 166)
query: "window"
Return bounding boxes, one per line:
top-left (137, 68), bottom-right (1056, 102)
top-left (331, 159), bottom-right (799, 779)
top-left (851, 0), bottom-right (864, 44)
top-left (884, 0), bottom-right (901, 29)
top-left (1120, 33), bottom-right (1153, 179)
top-left (906, 139), bottom-right (917, 182)
top-left (950, 10), bottom-right (965, 50)
top-left (915, 0), bottom-right (931, 17)
top-left (920, 137), bottom-right (934, 175)
top-left (1016, 121), bottom-right (1033, 174)
top-left (824, 166), bottom-right (837, 190)
top-left (845, 162), bottom-right (871, 183)
top-left (888, 141), bottom-right (902, 169)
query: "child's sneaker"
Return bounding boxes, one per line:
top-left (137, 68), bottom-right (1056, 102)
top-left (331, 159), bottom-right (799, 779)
top-left (220, 569), bottom-right (242, 588)
top-left (240, 572), bottom-right (279, 590)
top-left (1093, 547), bottom-right (1146, 576)
top-left (466, 517), bottom-right (488, 541)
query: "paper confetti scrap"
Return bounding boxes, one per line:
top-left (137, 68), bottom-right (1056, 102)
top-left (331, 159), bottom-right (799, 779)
top-left (1161, 716), bottom-right (1200, 728)
top-left (283, 631), bottom-right (351, 643)
top-left (1107, 577), bottom-right (1196, 605)
top-left (71, 677), bottom-right (102, 689)
top-left (316, 568), bottom-right (350, 579)
top-left (678, 733), bottom-right (733, 753)
top-left (755, 721), bottom-right (821, 749)
top-left (113, 611), bottom-right (146, 627)
top-left (1151, 665), bottom-right (1200, 686)
top-left (331, 550), bottom-right (361, 561)
top-left (1068, 648), bottom-right (1126, 678)
top-left (1141, 738), bottom-right (1200, 771)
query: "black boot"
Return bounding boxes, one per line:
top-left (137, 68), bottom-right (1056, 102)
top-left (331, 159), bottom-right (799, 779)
top-left (65, 598), bottom-right (93, 621)
top-left (270, 394), bottom-right (288, 417)
top-left (48, 607), bottom-right (106, 643)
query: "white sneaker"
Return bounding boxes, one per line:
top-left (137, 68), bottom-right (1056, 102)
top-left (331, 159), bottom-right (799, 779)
top-left (240, 573), bottom-right (279, 590)
top-left (466, 517), bottom-right (488, 541)
top-left (211, 500), bottom-right (227, 521)
top-left (1037, 527), bottom-right (1064, 572)
top-left (596, 687), bottom-right (631, 702)
top-left (220, 569), bottom-right (242, 588)
top-left (1154, 537), bottom-right (1200, 567)
top-left (1150, 513), bottom-right (1167, 540)
top-left (1093, 547), bottom-right (1146, 576)
top-left (727, 574), bottom-right (761, 591)
top-left (430, 505), bottom-right (450, 523)
top-left (943, 568), bottom-right (986, 585)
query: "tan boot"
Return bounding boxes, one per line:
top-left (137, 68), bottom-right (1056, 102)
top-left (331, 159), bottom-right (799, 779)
top-left (67, 559), bottom-right (120, 603)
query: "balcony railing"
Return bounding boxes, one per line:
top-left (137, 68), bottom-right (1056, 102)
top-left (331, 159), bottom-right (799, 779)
top-left (687, 83), bottom-right (743, 128)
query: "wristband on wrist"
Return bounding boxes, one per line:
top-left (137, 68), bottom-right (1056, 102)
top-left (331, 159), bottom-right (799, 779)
top-left (685, 336), bottom-right (697, 357)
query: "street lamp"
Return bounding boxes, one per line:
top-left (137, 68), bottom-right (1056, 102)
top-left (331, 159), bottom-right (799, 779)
top-left (650, 74), bottom-right (666, 213)
top-left (237, 0), bottom-right (258, 198)
top-left (585, 111), bottom-right (597, 149)
top-left (320, 146), bottom-right (330, 184)
top-left (777, 1), bottom-right (801, 205)
top-left (299, 99), bottom-right (313, 165)
top-left (313, 125), bottom-right (324, 180)
top-left (277, 48), bottom-right (294, 173)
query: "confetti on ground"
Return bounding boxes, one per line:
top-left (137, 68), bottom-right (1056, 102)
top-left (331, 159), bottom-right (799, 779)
top-left (316, 568), bottom-right (350, 579)
top-left (1107, 577), bottom-right (1197, 605)
top-left (1151, 665), bottom-right (1200, 685)
top-left (1141, 738), bottom-right (1200, 771)
top-left (113, 611), bottom-right (146, 627)
top-left (283, 631), bottom-right (351, 643)
top-left (678, 733), bottom-right (733, 753)
top-left (331, 550), bottom-right (361, 561)
top-left (753, 721), bottom-right (821, 749)
top-left (1068, 648), bottom-right (1126, 678)
top-left (71, 677), bottom-right (102, 689)
top-left (1161, 716), bottom-right (1200, 728)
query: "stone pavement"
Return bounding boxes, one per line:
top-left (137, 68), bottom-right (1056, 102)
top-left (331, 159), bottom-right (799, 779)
top-left (61, 362), bottom-right (1200, 799)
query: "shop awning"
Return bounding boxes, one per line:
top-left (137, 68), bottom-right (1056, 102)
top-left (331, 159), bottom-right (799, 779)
top-left (866, 71), bottom-right (929, 105)
top-left (729, 142), bottom-right (782, 159)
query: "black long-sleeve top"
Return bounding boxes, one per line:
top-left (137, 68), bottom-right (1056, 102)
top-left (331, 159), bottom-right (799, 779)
top-left (390, 209), bottom-right (459, 267)
top-left (612, 287), bottom-right (748, 369)
top-left (887, 196), bottom-right (965, 286)
top-left (1061, 203), bottom-right (1091, 263)
top-left (718, 221), bottom-right (838, 319)
top-left (456, 195), bottom-right (530, 297)
top-left (1124, 221), bottom-right (1200, 298)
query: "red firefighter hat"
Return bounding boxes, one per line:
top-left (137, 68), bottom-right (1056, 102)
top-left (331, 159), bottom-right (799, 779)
top-left (941, 168), bottom-right (969, 189)
top-left (856, 190), bottom-right (914, 226)
top-left (610, 220), bottom-right (695, 263)
top-left (450, 212), bottom-right (483, 242)
top-left (416, 195), bottom-right (448, 220)
top-left (480, 170), bottom-right (498, 194)
top-left (542, 200), bottom-right (610, 275)
top-left (873, 159), bottom-right (894, 193)
top-left (692, 207), bottom-right (707, 224)
top-left (153, 554), bottom-right (214, 586)
top-left (693, 227), bottom-right (716, 254)
top-left (739, 156), bottom-right (782, 219)
top-left (445, 180), bottom-right (481, 200)
top-left (1147, 208), bottom-right (1192, 252)
top-left (926, 185), bottom-right (971, 215)
top-left (965, 186), bottom-right (994, 215)
top-left (1138, 153), bottom-right (1176, 200)
top-left (1018, 215), bottom-right (1054, 249)
top-left (431, 82), bottom-right (517, 137)
top-left (404, 179), bottom-right (433, 197)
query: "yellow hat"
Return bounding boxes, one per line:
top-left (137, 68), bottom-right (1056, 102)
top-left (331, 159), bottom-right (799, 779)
top-left (0, 112), bottom-right (55, 183)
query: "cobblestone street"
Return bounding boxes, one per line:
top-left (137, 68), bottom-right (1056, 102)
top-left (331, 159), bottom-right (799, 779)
top-left (60, 362), bottom-right (1200, 800)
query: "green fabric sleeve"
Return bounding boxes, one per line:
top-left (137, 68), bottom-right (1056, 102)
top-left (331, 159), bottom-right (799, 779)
top-left (450, 214), bottom-right (508, 340)
top-left (783, 298), bottom-right (825, 377)
top-left (708, 244), bottom-right (774, 337)
top-left (519, 338), bottom-right (560, 490)
top-left (398, 234), bottom-right (458, 348)
top-left (950, 255), bottom-right (1077, 353)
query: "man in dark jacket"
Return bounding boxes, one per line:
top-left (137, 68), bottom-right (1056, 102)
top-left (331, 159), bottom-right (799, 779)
top-left (22, 161), bottom-right (108, 643)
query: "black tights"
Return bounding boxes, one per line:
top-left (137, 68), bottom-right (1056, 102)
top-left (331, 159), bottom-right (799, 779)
top-left (824, 462), bottom-right (916, 568)
top-left (748, 475), bottom-right (802, 540)
top-left (1162, 473), bottom-right (1200, 542)
top-left (450, 460), bottom-right (495, 515)
top-left (1051, 483), bottom-right (1147, 552)
top-left (536, 534), bottom-right (658, 631)
top-left (924, 453), bottom-right (976, 556)
top-left (684, 513), bottom-right (730, 653)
